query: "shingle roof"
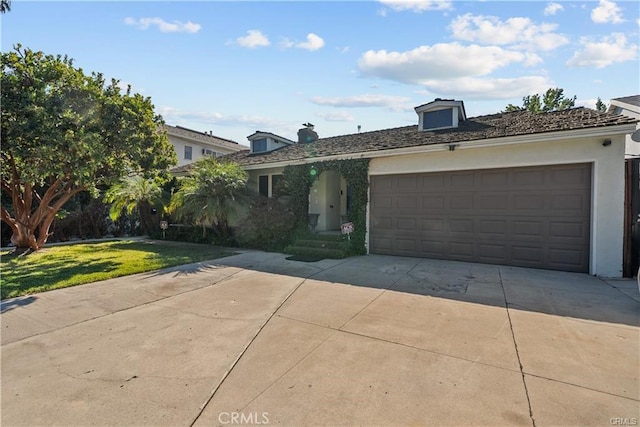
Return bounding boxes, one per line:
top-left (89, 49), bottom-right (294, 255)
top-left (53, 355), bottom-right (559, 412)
top-left (170, 107), bottom-right (637, 173)
top-left (165, 124), bottom-right (244, 151)
top-left (611, 95), bottom-right (640, 107)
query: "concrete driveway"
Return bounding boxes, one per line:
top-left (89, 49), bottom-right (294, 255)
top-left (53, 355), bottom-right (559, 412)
top-left (1, 249), bottom-right (638, 426)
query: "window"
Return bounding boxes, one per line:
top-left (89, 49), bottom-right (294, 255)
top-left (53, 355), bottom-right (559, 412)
top-left (202, 148), bottom-right (217, 157)
top-left (272, 174), bottom-right (286, 197)
top-left (184, 145), bottom-right (193, 160)
top-left (258, 175), bottom-right (269, 197)
top-left (252, 138), bottom-right (267, 153)
top-left (422, 109), bottom-right (453, 130)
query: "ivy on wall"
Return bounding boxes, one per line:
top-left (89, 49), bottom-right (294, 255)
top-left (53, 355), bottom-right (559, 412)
top-left (283, 158), bottom-right (370, 255)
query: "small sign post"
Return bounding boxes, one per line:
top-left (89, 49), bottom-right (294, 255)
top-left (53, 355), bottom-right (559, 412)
top-left (160, 220), bottom-right (168, 239)
top-left (341, 221), bottom-right (354, 241)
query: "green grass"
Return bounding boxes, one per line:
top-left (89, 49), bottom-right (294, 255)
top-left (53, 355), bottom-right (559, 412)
top-left (0, 240), bottom-right (235, 300)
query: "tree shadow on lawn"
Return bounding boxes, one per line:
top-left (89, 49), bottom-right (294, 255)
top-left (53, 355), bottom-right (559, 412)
top-left (1, 256), bottom-right (120, 300)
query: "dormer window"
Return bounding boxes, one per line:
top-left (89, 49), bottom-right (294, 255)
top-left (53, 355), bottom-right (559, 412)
top-left (247, 131), bottom-right (295, 154)
top-left (423, 109), bottom-right (453, 130)
top-left (415, 99), bottom-right (466, 131)
top-left (252, 138), bottom-right (267, 153)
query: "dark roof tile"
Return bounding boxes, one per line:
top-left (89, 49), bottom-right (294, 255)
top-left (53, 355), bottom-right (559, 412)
top-left (171, 108), bottom-right (637, 173)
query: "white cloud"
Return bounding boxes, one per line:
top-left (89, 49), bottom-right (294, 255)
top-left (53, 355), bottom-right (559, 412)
top-left (417, 76), bottom-right (552, 99)
top-left (591, 0), bottom-right (623, 24)
top-left (296, 33), bottom-right (325, 51)
top-left (577, 98), bottom-right (600, 110)
top-left (158, 106), bottom-right (283, 130)
top-left (282, 33), bottom-right (325, 51)
top-left (544, 2), bottom-right (564, 16)
top-left (235, 30), bottom-right (270, 48)
top-left (311, 94), bottom-right (413, 112)
top-left (358, 43), bottom-right (533, 84)
top-left (566, 33), bottom-right (638, 68)
top-left (124, 17), bottom-right (201, 33)
top-left (449, 14), bottom-right (569, 51)
top-left (379, 0), bottom-right (453, 12)
top-left (315, 111), bottom-right (355, 122)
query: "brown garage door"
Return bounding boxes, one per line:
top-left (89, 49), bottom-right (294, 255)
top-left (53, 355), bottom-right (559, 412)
top-left (370, 163), bottom-right (591, 272)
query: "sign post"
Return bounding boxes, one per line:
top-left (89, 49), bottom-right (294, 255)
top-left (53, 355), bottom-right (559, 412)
top-left (160, 220), bottom-right (168, 239)
top-left (341, 221), bottom-right (354, 241)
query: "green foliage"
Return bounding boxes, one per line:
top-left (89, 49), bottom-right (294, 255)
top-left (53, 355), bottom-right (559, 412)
top-left (0, 240), bottom-right (233, 299)
top-left (505, 87), bottom-right (577, 113)
top-left (235, 196), bottom-right (297, 251)
top-left (283, 158), bottom-right (369, 256)
top-left (1, 45), bottom-right (176, 250)
top-left (104, 175), bottom-right (166, 235)
top-left (595, 97), bottom-right (607, 112)
top-left (168, 157), bottom-right (249, 238)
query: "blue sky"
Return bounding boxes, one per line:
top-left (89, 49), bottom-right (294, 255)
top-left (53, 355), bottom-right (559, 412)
top-left (3, 1), bottom-right (639, 146)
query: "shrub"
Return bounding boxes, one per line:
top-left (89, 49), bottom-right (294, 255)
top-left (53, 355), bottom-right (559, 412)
top-left (235, 196), bottom-right (296, 251)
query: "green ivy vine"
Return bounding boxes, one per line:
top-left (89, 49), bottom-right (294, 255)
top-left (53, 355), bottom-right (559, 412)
top-left (283, 158), bottom-right (370, 255)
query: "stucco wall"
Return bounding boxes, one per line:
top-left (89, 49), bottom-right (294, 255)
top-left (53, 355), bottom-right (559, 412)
top-left (369, 135), bottom-right (627, 277)
top-left (169, 135), bottom-right (246, 167)
top-left (247, 167), bottom-right (285, 197)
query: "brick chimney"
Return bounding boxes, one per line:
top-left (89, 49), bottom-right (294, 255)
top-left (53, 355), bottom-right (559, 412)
top-left (297, 122), bottom-right (318, 144)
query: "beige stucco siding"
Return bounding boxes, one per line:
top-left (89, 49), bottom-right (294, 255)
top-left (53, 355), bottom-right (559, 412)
top-left (369, 135), bottom-right (627, 277)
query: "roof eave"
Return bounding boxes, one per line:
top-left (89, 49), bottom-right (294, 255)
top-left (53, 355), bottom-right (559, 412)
top-left (241, 123), bottom-right (638, 170)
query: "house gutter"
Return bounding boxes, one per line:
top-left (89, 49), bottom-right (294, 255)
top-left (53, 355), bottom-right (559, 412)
top-left (241, 123), bottom-right (638, 171)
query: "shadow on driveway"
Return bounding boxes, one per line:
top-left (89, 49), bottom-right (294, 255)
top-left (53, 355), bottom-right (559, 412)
top-left (194, 251), bottom-right (640, 328)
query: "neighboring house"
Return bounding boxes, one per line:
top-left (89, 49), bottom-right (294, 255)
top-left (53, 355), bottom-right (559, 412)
top-left (607, 95), bottom-right (640, 158)
top-left (165, 124), bottom-right (245, 167)
top-left (210, 98), bottom-right (637, 277)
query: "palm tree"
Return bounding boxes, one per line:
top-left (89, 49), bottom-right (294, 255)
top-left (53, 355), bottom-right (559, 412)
top-left (1, 0), bottom-right (11, 13)
top-left (168, 157), bottom-right (249, 238)
top-left (104, 175), bottom-right (165, 236)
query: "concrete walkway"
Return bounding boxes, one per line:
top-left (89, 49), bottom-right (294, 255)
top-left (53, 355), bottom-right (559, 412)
top-left (1, 251), bottom-right (638, 426)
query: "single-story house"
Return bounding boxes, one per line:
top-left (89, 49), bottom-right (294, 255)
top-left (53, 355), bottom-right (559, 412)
top-left (165, 124), bottom-right (245, 167)
top-left (171, 99), bottom-right (639, 277)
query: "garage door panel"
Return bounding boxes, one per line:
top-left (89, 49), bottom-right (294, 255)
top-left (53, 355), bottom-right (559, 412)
top-left (449, 172), bottom-right (475, 187)
top-left (551, 194), bottom-right (589, 210)
top-left (396, 217), bottom-right (417, 231)
top-left (450, 241), bottom-right (474, 257)
top-left (370, 163), bottom-right (591, 272)
top-left (450, 197), bottom-right (474, 209)
top-left (514, 170), bottom-right (546, 186)
top-left (450, 219), bottom-right (474, 233)
top-left (396, 196), bottom-right (418, 209)
top-left (372, 195), bottom-right (393, 209)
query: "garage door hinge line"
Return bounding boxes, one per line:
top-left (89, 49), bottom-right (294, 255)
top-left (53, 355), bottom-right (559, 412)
top-left (499, 268), bottom-right (536, 427)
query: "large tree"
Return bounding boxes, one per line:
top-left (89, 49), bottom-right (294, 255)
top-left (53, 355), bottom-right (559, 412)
top-left (1, 45), bottom-right (176, 251)
top-left (168, 157), bottom-right (249, 239)
top-left (505, 87), bottom-right (577, 113)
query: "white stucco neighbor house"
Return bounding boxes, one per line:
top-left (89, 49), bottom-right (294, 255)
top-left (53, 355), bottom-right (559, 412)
top-left (172, 99), bottom-right (639, 277)
top-left (608, 95), bottom-right (640, 158)
top-left (165, 124), bottom-right (245, 167)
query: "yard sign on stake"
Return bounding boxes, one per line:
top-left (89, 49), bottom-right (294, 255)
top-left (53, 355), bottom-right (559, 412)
top-left (341, 221), bottom-right (354, 241)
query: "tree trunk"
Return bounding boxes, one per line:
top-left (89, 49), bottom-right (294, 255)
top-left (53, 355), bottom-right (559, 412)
top-left (9, 222), bottom-right (39, 251)
top-left (139, 200), bottom-right (155, 236)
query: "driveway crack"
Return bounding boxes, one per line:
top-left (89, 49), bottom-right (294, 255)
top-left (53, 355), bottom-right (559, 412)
top-left (188, 275), bottom-right (310, 427)
top-left (499, 267), bottom-right (536, 427)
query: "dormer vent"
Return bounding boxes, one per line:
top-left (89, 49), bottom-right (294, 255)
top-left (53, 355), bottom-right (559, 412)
top-left (415, 99), bottom-right (466, 131)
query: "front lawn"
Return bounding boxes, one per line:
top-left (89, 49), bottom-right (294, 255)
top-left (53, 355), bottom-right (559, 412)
top-left (0, 240), bottom-right (235, 299)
